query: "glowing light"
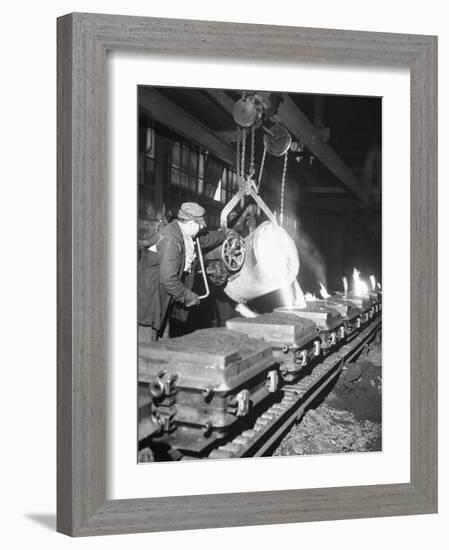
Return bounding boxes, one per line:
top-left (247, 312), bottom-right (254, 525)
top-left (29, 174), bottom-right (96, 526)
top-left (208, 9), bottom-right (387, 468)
top-left (305, 292), bottom-right (317, 302)
top-left (377, 282), bottom-right (382, 290)
top-left (370, 275), bottom-right (376, 291)
top-left (281, 280), bottom-right (307, 309)
top-left (342, 276), bottom-right (348, 296)
top-left (293, 280), bottom-right (307, 308)
top-left (352, 268), bottom-right (369, 297)
top-left (235, 303), bottom-right (258, 318)
top-left (281, 284), bottom-right (294, 308)
top-left (256, 222), bottom-right (299, 284)
top-left (319, 283), bottom-right (331, 299)
top-left (213, 180), bottom-right (223, 202)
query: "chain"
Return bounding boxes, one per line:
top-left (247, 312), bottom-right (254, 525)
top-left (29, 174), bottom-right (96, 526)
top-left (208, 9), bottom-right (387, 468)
top-left (249, 125), bottom-right (255, 178)
top-left (279, 150), bottom-right (288, 226)
top-left (236, 126), bottom-right (241, 183)
top-left (257, 143), bottom-right (267, 192)
top-left (240, 127), bottom-right (247, 181)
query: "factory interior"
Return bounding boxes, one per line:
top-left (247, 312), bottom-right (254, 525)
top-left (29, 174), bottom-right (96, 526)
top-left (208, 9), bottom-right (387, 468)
top-left (138, 87), bottom-right (381, 323)
top-left (137, 86), bottom-right (382, 461)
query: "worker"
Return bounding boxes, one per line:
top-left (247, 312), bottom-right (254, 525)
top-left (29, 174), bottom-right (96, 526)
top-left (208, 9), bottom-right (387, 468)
top-left (138, 202), bottom-right (231, 342)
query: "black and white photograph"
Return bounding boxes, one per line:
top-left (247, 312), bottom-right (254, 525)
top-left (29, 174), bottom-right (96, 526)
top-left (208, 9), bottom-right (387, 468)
top-left (137, 86), bottom-right (382, 462)
top-left (1, 0), bottom-right (442, 544)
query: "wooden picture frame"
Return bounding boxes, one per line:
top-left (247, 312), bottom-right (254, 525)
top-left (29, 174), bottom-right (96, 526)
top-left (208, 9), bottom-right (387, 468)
top-left (57, 12), bottom-right (437, 536)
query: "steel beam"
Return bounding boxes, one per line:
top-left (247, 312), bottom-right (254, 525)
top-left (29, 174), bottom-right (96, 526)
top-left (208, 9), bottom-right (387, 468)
top-left (204, 89), bottom-right (369, 203)
top-left (277, 94), bottom-right (369, 203)
top-left (139, 88), bottom-right (236, 166)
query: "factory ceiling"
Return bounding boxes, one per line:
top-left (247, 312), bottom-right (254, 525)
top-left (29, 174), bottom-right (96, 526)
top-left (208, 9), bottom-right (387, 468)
top-left (139, 86), bottom-right (381, 211)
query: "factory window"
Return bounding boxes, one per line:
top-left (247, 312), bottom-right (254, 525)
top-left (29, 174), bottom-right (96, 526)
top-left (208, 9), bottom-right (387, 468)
top-left (216, 167), bottom-right (237, 203)
top-left (168, 141), bottom-right (237, 227)
top-left (213, 180), bottom-right (222, 202)
top-left (138, 126), bottom-right (157, 219)
top-left (169, 142), bottom-right (206, 207)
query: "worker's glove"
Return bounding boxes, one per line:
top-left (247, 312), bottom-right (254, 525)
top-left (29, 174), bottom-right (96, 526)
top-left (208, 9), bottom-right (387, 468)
top-left (185, 292), bottom-right (200, 307)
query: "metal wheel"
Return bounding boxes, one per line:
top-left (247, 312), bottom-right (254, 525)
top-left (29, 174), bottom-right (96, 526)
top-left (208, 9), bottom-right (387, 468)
top-left (221, 234), bottom-right (246, 272)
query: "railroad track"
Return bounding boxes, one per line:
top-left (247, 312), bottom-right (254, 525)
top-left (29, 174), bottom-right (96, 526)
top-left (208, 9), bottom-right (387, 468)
top-left (208, 318), bottom-right (381, 459)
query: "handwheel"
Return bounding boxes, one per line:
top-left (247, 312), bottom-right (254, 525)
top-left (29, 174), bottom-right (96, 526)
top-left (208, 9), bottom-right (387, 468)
top-left (221, 234), bottom-right (246, 272)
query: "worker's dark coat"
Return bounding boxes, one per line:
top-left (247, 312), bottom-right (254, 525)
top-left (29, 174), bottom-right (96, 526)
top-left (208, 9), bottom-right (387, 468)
top-left (138, 220), bottom-right (226, 330)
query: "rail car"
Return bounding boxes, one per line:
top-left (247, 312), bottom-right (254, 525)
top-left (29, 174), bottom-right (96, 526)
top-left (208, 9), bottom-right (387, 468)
top-left (138, 291), bottom-right (382, 461)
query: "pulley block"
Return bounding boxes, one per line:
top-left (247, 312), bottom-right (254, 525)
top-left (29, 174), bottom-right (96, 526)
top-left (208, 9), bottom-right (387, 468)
top-left (264, 123), bottom-right (292, 157)
top-left (233, 96), bottom-right (260, 128)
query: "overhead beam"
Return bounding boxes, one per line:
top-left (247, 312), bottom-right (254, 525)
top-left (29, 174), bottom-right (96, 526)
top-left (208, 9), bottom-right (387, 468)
top-left (214, 130), bottom-right (238, 144)
top-left (205, 89), bottom-right (236, 115)
top-left (277, 94), bottom-right (369, 203)
top-left (205, 89), bottom-right (368, 203)
top-left (139, 88), bottom-right (236, 167)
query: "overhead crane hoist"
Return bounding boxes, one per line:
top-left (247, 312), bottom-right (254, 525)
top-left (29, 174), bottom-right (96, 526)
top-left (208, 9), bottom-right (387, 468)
top-left (231, 92), bottom-right (293, 227)
top-left (196, 92), bottom-right (301, 307)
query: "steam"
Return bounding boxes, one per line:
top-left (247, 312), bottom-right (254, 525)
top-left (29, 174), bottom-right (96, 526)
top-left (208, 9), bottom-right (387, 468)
top-left (342, 276), bottom-right (348, 296)
top-left (294, 225), bottom-right (327, 288)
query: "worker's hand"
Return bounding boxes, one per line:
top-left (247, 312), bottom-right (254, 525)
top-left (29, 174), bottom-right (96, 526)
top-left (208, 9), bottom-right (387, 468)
top-left (185, 292), bottom-right (200, 307)
top-left (225, 229), bottom-right (239, 239)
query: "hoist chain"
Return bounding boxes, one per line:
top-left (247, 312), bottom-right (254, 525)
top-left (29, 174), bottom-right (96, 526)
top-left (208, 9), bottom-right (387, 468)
top-left (249, 125), bottom-right (255, 178)
top-left (236, 126), bottom-right (241, 183)
top-left (240, 127), bottom-right (247, 182)
top-left (257, 143), bottom-right (267, 192)
top-left (279, 150), bottom-right (288, 226)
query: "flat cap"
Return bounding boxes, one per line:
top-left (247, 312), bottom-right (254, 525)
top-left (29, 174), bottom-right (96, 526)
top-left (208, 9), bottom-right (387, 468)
top-left (177, 202), bottom-right (206, 226)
